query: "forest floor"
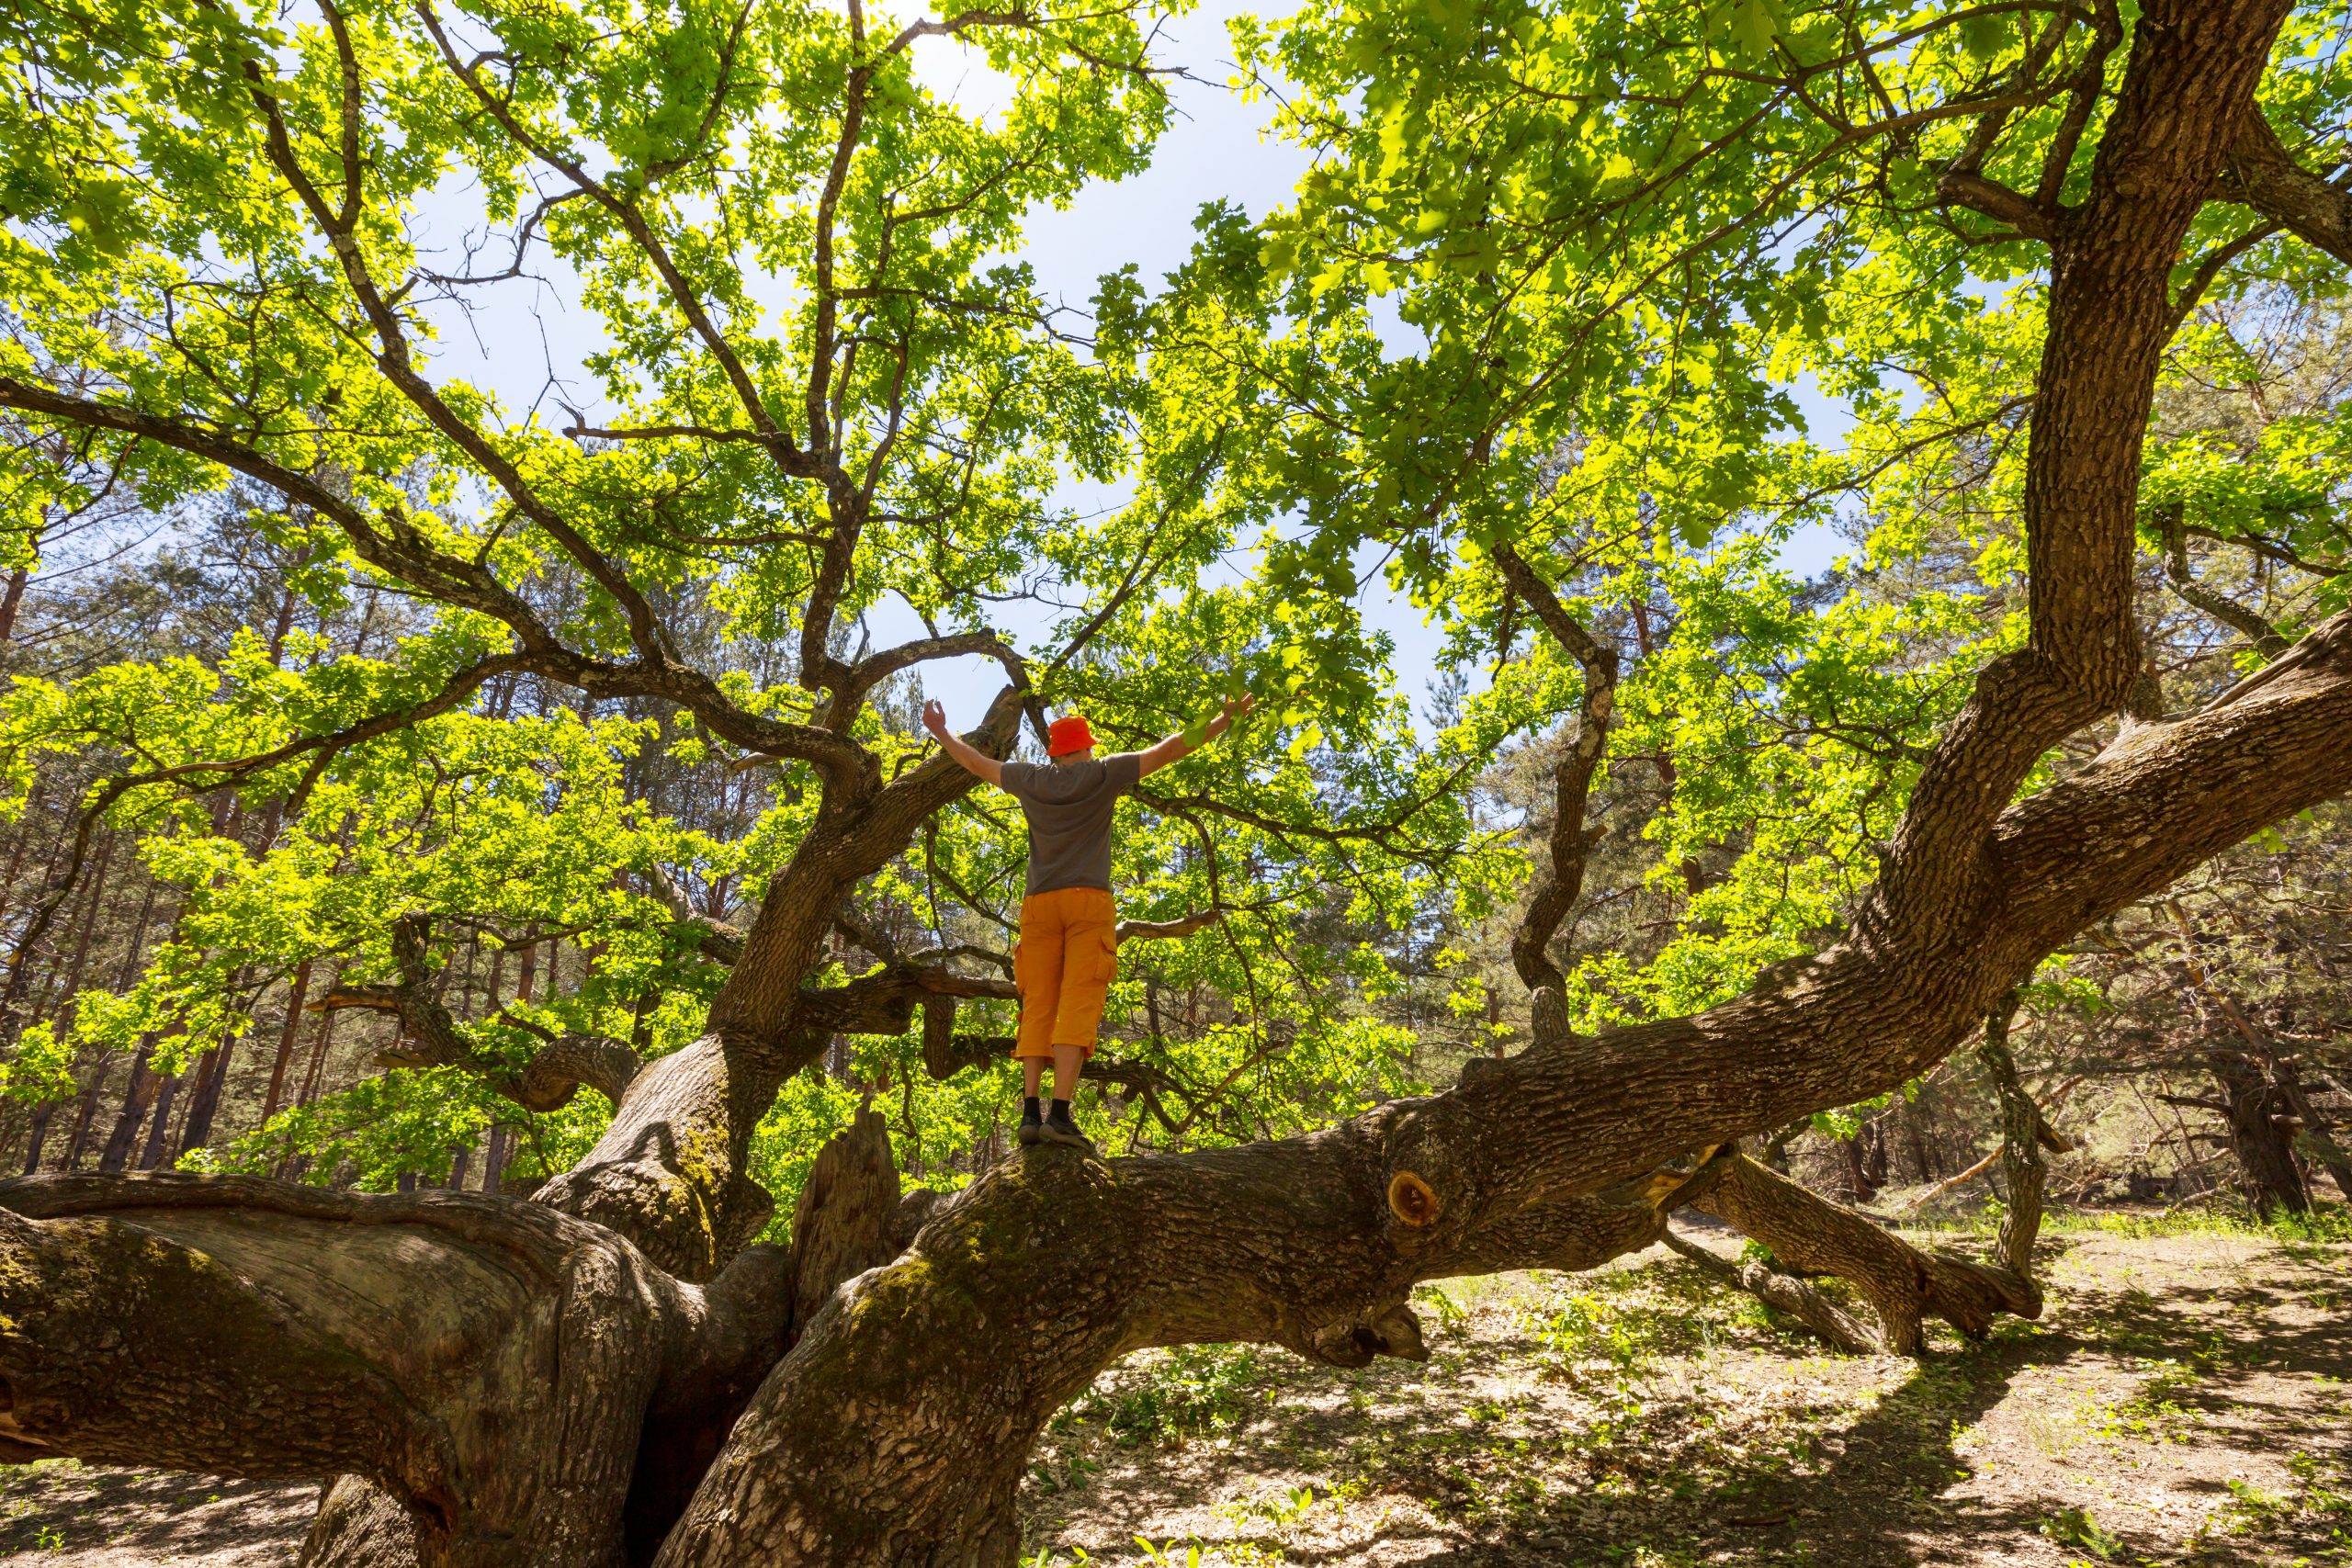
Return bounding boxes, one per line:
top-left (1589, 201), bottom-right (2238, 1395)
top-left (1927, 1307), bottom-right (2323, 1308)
top-left (2, 1213), bottom-right (2345, 1567)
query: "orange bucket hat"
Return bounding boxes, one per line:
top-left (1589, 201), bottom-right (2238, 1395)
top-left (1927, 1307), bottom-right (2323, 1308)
top-left (1046, 714), bottom-right (1095, 756)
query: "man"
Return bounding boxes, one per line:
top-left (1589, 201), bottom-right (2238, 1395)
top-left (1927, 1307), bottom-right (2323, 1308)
top-left (922, 693), bottom-right (1253, 1149)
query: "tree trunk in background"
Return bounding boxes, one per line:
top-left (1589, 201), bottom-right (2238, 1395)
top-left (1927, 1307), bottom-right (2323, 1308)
top-left (177, 1036), bottom-right (239, 1156)
top-left (17, 1106), bottom-right (52, 1176)
top-left (1973, 996), bottom-right (2055, 1279)
top-left (297, 1002), bottom-right (342, 1106)
top-left (55, 1068), bottom-right (108, 1173)
top-left (0, 792), bottom-right (36, 926)
top-left (1837, 1131), bottom-right (1879, 1202)
top-left (59, 884), bottom-right (163, 1176)
top-left (14, 835), bottom-right (120, 1170)
top-left (0, 562), bottom-right (29, 645)
top-left (96, 1042), bottom-right (162, 1174)
top-left (2211, 1053), bottom-right (2309, 1215)
top-left (261, 960), bottom-right (315, 1128)
top-left (137, 1057), bottom-right (190, 1171)
top-left (481, 1123), bottom-right (509, 1194)
top-left (2165, 898), bottom-right (2315, 1213)
top-left (2270, 1055), bottom-right (2352, 1200)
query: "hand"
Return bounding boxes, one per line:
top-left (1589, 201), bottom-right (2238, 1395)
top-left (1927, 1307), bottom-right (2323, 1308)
top-left (1222, 693), bottom-right (1258, 722)
top-left (922, 698), bottom-right (950, 739)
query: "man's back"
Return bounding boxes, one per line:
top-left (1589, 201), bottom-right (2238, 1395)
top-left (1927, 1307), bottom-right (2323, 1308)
top-left (1000, 753), bottom-right (1142, 895)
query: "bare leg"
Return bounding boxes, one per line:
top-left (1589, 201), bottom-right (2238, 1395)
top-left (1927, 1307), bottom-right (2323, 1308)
top-left (1023, 1057), bottom-right (1046, 1099)
top-left (1050, 1045), bottom-right (1083, 1107)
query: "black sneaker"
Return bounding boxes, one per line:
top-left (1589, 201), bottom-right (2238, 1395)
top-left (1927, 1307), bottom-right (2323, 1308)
top-left (1016, 1106), bottom-right (1044, 1146)
top-left (1039, 1108), bottom-right (1095, 1153)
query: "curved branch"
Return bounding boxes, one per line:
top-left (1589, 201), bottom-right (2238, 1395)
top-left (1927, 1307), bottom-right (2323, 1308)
top-left (1491, 544), bottom-right (1620, 1012)
top-left (832, 632), bottom-right (1027, 730)
top-left (1659, 1224), bottom-right (1877, 1354)
top-left (321, 918), bottom-right (641, 1111)
top-left (1938, 168), bottom-right (2060, 239)
top-left (2154, 503), bottom-right (2292, 658)
top-left (2219, 104), bottom-right (2352, 265)
top-left (1690, 1156), bottom-right (2039, 1355)
top-left (1114, 908), bottom-right (1225, 945)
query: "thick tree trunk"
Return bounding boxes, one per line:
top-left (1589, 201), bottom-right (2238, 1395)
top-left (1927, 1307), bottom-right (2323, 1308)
top-left (0, 1173), bottom-right (775, 1568)
top-left (2211, 1053), bottom-right (2309, 1216)
top-left (529, 1028), bottom-right (797, 1280)
top-left (623, 1110), bottom-right (898, 1561)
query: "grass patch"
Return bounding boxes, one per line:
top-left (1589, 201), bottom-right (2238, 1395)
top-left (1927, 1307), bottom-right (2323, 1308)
top-left (1069, 1345), bottom-right (1274, 1450)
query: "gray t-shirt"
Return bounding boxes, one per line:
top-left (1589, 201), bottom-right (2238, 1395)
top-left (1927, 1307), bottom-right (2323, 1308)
top-left (999, 753), bottom-right (1143, 896)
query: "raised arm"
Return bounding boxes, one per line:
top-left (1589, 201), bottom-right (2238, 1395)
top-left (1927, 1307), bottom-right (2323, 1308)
top-left (1136, 694), bottom-right (1255, 778)
top-left (922, 699), bottom-right (1006, 787)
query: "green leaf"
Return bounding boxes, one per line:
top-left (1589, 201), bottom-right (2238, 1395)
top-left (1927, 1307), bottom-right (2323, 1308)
top-left (1728, 0), bottom-right (1779, 60)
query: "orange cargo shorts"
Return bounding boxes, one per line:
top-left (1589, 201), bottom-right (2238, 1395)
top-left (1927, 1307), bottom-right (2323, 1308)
top-left (1013, 886), bottom-right (1117, 1060)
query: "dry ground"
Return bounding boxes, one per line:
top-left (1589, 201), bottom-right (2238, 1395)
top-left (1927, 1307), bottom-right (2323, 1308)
top-left (4, 1218), bottom-right (2345, 1567)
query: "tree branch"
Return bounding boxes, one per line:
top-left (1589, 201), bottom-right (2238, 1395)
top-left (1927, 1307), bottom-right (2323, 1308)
top-left (2218, 104), bottom-right (2352, 265)
top-left (320, 917), bottom-right (641, 1111)
top-left (1490, 543), bottom-right (1619, 1029)
top-left (0, 378), bottom-right (867, 774)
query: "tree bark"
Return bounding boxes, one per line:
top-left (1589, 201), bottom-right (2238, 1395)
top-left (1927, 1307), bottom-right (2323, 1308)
top-left (138, 1056), bottom-right (191, 1169)
top-left (2220, 106), bottom-right (2352, 265)
top-left (177, 1034), bottom-right (238, 1156)
top-left (0, 1173), bottom-right (777, 1568)
top-left (2211, 1052), bottom-right (2309, 1216)
top-left (1659, 1224), bottom-right (1877, 1355)
top-left (650, 1123), bottom-right (1679, 1568)
top-left (622, 1113), bottom-right (895, 1561)
top-left (2271, 1055), bottom-right (2352, 1201)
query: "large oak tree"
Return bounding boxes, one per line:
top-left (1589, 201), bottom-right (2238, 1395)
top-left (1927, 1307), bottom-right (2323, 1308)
top-left (2, 0), bottom-right (2350, 1562)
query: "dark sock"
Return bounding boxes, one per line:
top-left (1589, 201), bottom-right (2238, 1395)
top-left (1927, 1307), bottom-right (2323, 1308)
top-left (1022, 1096), bottom-right (1042, 1119)
top-left (1049, 1099), bottom-right (1072, 1120)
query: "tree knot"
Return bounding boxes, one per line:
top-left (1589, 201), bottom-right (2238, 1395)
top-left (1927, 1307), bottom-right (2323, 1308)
top-left (1387, 1170), bottom-right (1440, 1227)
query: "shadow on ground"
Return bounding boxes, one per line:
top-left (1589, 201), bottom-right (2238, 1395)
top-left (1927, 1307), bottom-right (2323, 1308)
top-left (1026, 1231), bottom-right (2352, 1567)
top-left (0, 1465), bottom-right (315, 1566)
